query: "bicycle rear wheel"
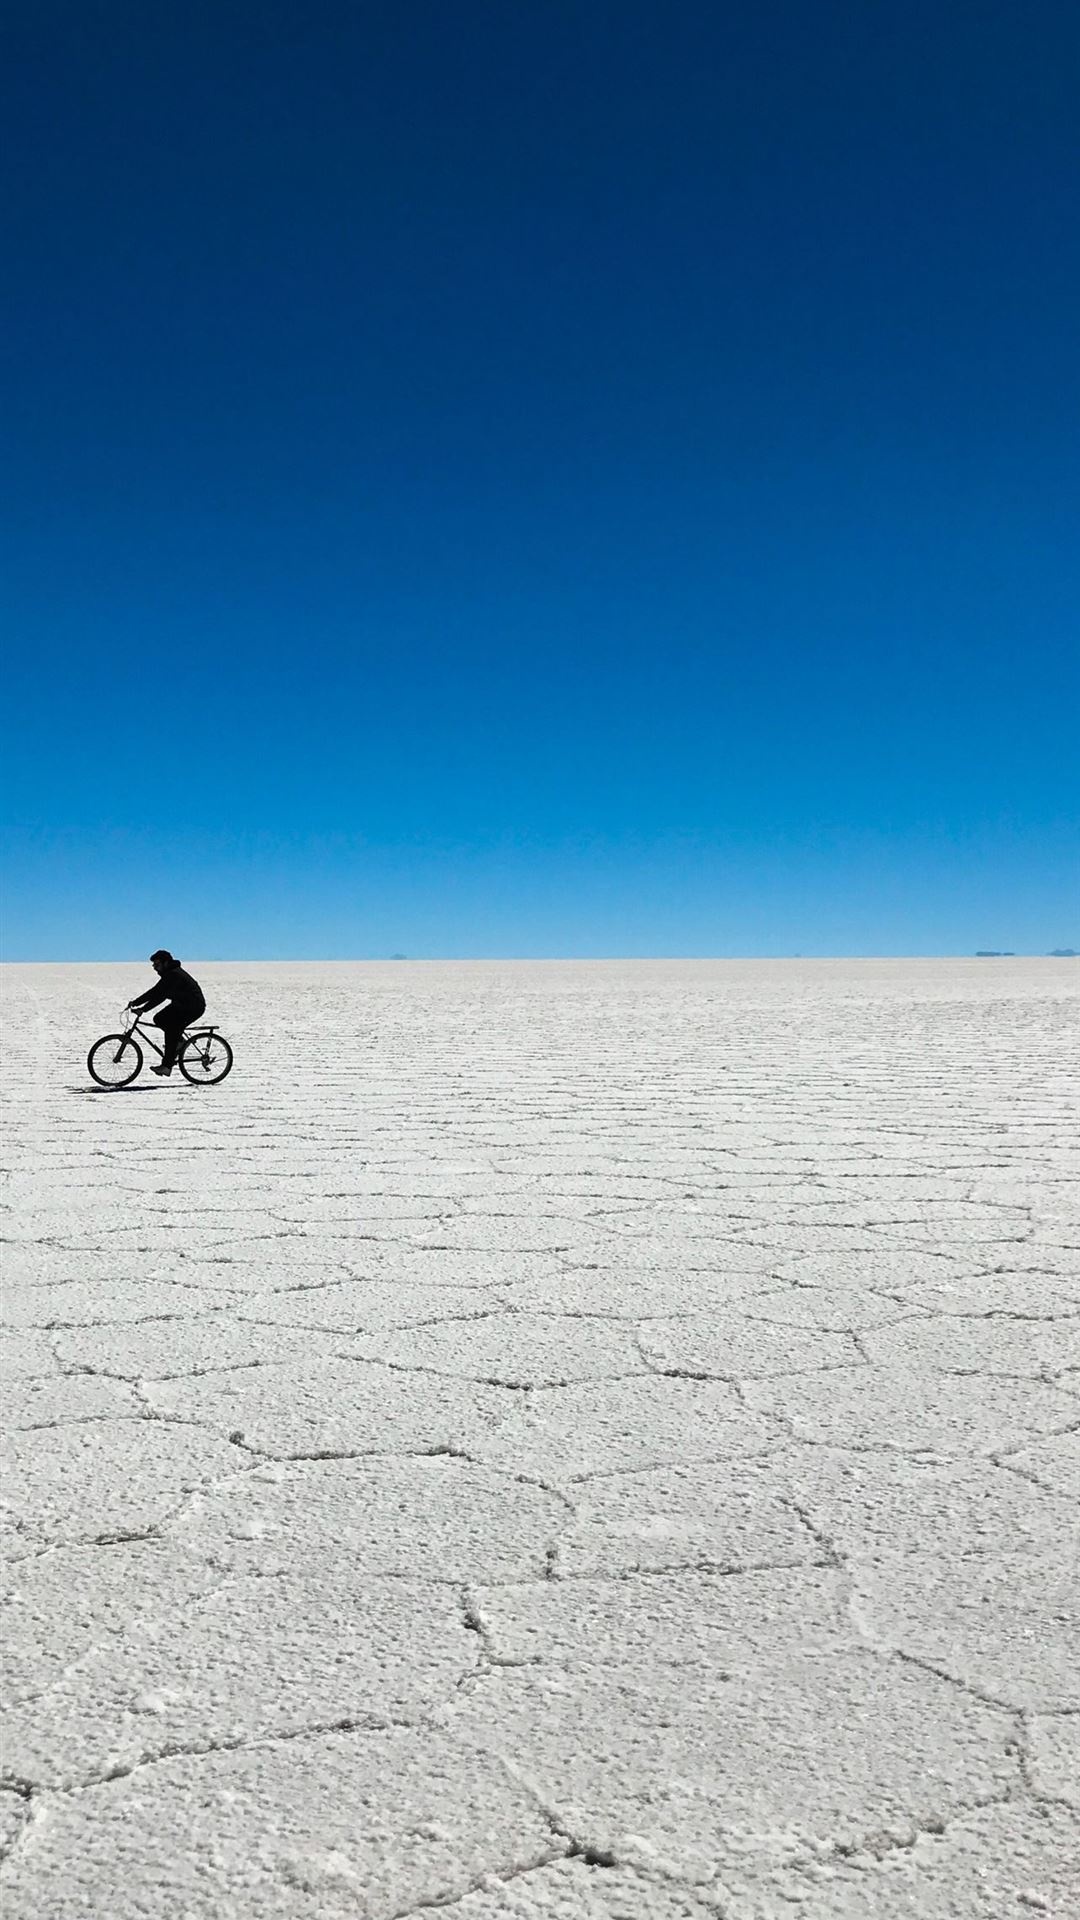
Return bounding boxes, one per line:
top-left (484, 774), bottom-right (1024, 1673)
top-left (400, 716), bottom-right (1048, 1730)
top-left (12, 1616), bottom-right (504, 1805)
top-left (179, 1031), bottom-right (234, 1085)
top-left (87, 1033), bottom-right (143, 1087)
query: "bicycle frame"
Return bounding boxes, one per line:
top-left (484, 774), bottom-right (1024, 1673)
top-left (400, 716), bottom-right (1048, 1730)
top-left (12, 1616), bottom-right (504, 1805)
top-left (123, 1011), bottom-right (167, 1059)
top-left (122, 1009), bottom-right (217, 1060)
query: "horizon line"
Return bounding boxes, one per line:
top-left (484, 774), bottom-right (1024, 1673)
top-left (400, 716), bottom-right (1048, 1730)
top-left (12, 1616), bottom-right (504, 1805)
top-left (3, 952), bottom-right (1077, 967)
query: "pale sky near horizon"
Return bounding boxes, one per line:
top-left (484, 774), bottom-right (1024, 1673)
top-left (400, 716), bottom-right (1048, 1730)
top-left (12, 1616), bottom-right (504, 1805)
top-left (3, 2), bottom-right (1077, 960)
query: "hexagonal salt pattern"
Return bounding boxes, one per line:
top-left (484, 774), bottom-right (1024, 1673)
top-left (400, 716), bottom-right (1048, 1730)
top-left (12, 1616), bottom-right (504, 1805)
top-left (3, 957), bottom-right (1079, 1916)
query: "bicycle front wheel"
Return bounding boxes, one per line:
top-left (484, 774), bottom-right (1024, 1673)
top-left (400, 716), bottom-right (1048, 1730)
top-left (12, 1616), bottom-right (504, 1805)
top-left (179, 1032), bottom-right (234, 1085)
top-left (87, 1033), bottom-right (143, 1088)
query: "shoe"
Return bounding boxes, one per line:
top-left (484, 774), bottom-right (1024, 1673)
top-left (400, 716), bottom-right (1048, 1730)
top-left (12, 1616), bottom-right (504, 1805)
top-left (150, 1065), bottom-right (172, 1077)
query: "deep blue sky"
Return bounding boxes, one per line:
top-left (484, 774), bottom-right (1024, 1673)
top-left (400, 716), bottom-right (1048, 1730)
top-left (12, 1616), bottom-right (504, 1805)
top-left (3, 1), bottom-right (1077, 958)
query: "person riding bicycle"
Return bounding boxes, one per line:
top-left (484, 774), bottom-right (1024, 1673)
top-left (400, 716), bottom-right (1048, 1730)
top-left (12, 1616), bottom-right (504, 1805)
top-left (128, 951), bottom-right (206, 1078)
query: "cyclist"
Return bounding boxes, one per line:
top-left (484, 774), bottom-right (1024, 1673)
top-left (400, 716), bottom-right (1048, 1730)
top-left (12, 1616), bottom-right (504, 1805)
top-left (127, 951), bottom-right (207, 1078)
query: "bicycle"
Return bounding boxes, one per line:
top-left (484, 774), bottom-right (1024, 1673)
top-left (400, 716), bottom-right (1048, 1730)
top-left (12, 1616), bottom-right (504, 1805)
top-left (86, 1007), bottom-right (235, 1088)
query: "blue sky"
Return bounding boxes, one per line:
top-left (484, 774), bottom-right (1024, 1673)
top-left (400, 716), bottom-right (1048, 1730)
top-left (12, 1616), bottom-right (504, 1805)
top-left (3, 0), bottom-right (1077, 959)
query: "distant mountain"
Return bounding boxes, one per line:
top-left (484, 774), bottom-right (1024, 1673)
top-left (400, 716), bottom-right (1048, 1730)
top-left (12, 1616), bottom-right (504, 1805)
top-left (1048, 948), bottom-right (1078, 957)
top-left (975, 950), bottom-right (1014, 956)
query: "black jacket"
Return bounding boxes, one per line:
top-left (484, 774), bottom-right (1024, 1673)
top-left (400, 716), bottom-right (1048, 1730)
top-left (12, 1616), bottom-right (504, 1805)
top-left (131, 964), bottom-right (206, 1014)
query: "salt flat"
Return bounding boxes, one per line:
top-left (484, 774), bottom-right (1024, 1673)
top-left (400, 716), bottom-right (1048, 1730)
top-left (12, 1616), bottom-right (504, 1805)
top-left (2, 957), bottom-right (1079, 1918)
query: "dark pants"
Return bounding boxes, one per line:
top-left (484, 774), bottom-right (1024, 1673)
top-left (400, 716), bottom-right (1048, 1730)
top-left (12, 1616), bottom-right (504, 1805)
top-left (154, 1001), bottom-right (205, 1071)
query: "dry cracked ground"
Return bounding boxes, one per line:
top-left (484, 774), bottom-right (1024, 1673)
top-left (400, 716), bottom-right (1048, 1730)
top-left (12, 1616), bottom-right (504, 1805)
top-left (1, 957), bottom-right (1079, 1920)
